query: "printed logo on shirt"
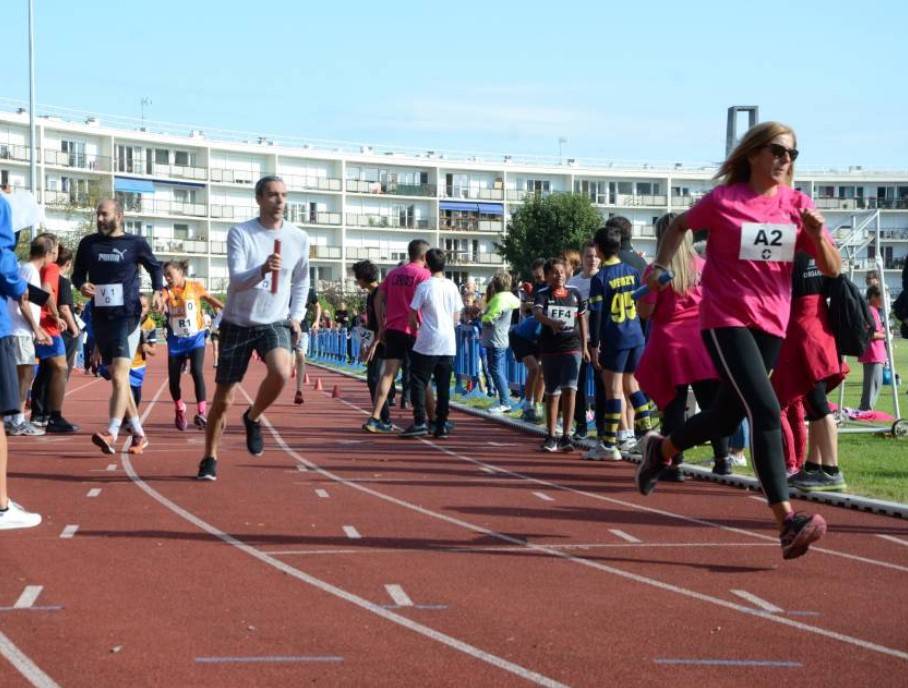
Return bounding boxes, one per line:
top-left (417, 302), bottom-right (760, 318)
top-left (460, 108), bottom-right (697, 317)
top-left (739, 223), bottom-right (796, 262)
top-left (97, 248), bottom-right (129, 263)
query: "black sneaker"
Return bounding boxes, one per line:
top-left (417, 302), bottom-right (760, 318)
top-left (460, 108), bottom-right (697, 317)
top-left (434, 422), bottom-right (450, 439)
top-left (635, 431), bottom-right (667, 496)
top-left (712, 457), bottom-right (733, 475)
top-left (661, 465), bottom-right (686, 482)
top-left (197, 457), bottom-right (217, 481)
top-left (780, 511), bottom-right (827, 560)
top-left (30, 415), bottom-right (48, 427)
top-left (242, 408), bottom-right (264, 456)
top-left (399, 423), bottom-right (428, 438)
top-left (558, 435), bottom-right (574, 452)
top-left (362, 417), bottom-right (394, 433)
top-left (571, 429), bottom-right (588, 442)
top-left (541, 436), bottom-right (559, 452)
top-left (46, 416), bottom-right (79, 433)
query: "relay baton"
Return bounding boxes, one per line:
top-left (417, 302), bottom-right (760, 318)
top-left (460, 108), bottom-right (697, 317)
top-left (271, 239), bottom-right (281, 294)
top-left (631, 269), bottom-right (673, 300)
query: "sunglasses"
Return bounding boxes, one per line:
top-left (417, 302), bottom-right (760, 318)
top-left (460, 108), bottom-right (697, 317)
top-left (764, 143), bottom-right (799, 162)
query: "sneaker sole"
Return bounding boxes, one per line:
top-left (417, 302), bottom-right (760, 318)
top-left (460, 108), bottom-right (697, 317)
top-left (196, 474), bottom-right (217, 481)
top-left (128, 440), bottom-right (149, 455)
top-left (782, 515), bottom-right (827, 560)
top-left (91, 434), bottom-right (116, 455)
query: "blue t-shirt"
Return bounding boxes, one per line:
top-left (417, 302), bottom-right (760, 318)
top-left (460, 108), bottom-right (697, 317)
top-left (589, 257), bottom-right (644, 351)
top-left (511, 314), bottom-right (541, 343)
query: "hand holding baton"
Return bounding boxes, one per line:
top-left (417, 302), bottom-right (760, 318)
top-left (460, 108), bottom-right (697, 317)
top-left (632, 269), bottom-right (673, 300)
top-left (271, 239), bottom-right (281, 294)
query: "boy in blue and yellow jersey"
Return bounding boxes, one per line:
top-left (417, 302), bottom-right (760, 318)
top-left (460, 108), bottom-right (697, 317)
top-left (588, 227), bottom-right (654, 461)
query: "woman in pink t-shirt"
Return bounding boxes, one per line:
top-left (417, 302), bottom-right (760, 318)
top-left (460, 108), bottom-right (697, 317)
top-left (858, 285), bottom-right (888, 410)
top-left (635, 121), bottom-right (842, 561)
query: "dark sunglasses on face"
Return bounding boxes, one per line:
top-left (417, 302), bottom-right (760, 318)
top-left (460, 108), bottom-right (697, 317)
top-left (764, 143), bottom-right (799, 162)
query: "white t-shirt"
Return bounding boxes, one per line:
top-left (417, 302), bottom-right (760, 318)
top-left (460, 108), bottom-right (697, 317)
top-left (567, 272), bottom-right (594, 300)
top-left (410, 276), bottom-right (462, 356)
top-left (7, 262), bottom-right (41, 338)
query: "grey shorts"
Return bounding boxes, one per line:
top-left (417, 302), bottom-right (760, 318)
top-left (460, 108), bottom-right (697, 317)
top-left (541, 352), bottom-right (582, 396)
top-left (11, 335), bottom-right (35, 366)
top-left (293, 331), bottom-right (310, 354)
top-left (215, 320), bottom-right (292, 385)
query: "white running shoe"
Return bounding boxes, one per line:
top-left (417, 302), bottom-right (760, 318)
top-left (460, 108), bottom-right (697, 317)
top-left (618, 436), bottom-right (639, 454)
top-left (730, 453), bottom-right (748, 467)
top-left (583, 441), bottom-right (622, 462)
top-left (9, 422), bottom-right (46, 437)
top-left (0, 501), bottom-right (42, 530)
top-left (487, 404), bottom-right (512, 415)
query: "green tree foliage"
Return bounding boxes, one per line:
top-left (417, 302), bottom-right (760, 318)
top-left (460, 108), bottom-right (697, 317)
top-left (497, 192), bottom-right (602, 280)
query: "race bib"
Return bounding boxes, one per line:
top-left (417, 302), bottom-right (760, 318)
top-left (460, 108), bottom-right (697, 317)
top-left (548, 304), bottom-right (578, 329)
top-left (94, 283), bottom-right (124, 307)
top-left (739, 223), bottom-right (796, 262)
top-left (170, 300), bottom-right (199, 337)
top-left (359, 329), bottom-right (375, 349)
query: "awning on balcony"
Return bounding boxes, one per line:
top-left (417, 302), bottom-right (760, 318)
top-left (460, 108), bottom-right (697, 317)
top-left (477, 203), bottom-right (504, 215)
top-left (440, 201), bottom-right (479, 212)
top-left (114, 177), bottom-right (155, 194)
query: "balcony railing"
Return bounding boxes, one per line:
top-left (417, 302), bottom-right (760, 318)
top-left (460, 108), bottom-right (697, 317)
top-left (0, 144), bottom-right (31, 163)
top-left (44, 190), bottom-right (95, 208)
top-left (814, 197), bottom-right (908, 211)
top-left (345, 213), bottom-right (433, 230)
top-left (122, 198), bottom-right (207, 217)
top-left (615, 194), bottom-right (668, 207)
top-left (345, 180), bottom-right (437, 197)
top-left (440, 218), bottom-right (504, 233)
top-left (310, 245), bottom-right (342, 260)
top-left (149, 163), bottom-right (207, 181)
top-left (443, 185), bottom-right (504, 201)
top-left (506, 189), bottom-right (555, 201)
top-left (445, 251), bottom-right (504, 266)
top-left (210, 241), bottom-right (227, 255)
top-left (286, 211), bottom-right (342, 226)
top-left (635, 224), bottom-right (657, 238)
top-left (670, 194), bottom-right (707, 208)
top-left (43, 149), bottom-right (111, 172)
top-left (210, 204), bottom-right (257, 220)
top-left (346, 247), bottom-right (387, 261)
top-left (283, 174), bottom-right (343, 193)
top-left (210, 168), bottom-right (259, 185)
top-left (153, 238), bottom-right (208, 255)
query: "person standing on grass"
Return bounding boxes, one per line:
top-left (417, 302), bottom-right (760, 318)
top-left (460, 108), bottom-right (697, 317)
top-left (361, 239), bottom-right (431, 433)
top-left (567, 240), bottom-right (603, 440)
top-left (481, 271), bottom-right (520, 414)
top-left (73, 199), bottom-right (165, 456)
top-left (636, 122), bottom-right (841, 560)
top-left (291, 287), bottom-right (320, 405)
top-left (858, 285), bottom-right (887, 411)
top-left (195, 176), bottom-right (310, 481)
top-left (399, 248), bottom-right (462, 439)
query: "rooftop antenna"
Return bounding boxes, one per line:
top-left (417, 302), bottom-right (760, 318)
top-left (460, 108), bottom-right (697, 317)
top-left (726, 106), bottom-right (759, 158)
top-left (140, 97), bottom-right (152, 128)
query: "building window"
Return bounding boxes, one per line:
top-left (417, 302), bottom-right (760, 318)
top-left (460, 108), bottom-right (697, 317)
top-left (155, 149), bottom-right (169, 165)
top-left (173, 223), bottom-right (189, 240)
top-left (1, 170), bottom-right (8, 187)
top-left (174, 151), bottom-right (191, 167)
top-left (61, 140), bottom-right (86, 167)
top-left (525, 179), bottom-right (550, 194)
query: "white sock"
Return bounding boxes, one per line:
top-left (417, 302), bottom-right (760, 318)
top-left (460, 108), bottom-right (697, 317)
top-left (107, 417), bottom-right (122, 440)
top-left (14, 413), bottom-right (25, 426)
top-left (129, 416), bottom-right (144, 436)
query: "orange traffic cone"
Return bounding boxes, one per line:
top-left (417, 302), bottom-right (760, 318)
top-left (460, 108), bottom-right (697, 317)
top-left (331, 384), bottom-right (341, 398)
top-left (314, 378), bottom-right (323, 391)
top-left (304, 373), bottom-right (311, 385)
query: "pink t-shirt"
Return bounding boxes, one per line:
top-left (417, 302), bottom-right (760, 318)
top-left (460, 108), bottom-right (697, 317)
top-left (640, 255), bottom-right (705, 326)
top-left (379, 262), bottom-right (431, 335)
top-left (686, 183), bottom-right (832, 338)
top-left (859, 308), bottom-right (887, 364)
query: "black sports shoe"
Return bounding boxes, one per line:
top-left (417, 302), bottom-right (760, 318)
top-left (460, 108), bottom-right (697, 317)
top-left (434, 422), bottom-right (450, 439)
top-left (558, 435), bottom-right (574, 452)
top-left (712, 457), bottom-right (733, 475)
top-left (780, 511), bottom-right (826, 560)
top-left (635, 431), bottom-right (667, 496)
top-left (541, 436), bottom-right (558, 452)
top-left (661, 465), bottom-right (686, 482)
top-left (242, 408), bottom-right (264, 456)
top-left (46, 416), bottom-right (79, 433)
top-left (399, 423), bottom-right (428, 438)
top-left (197, 457), bottom-right (217, 481)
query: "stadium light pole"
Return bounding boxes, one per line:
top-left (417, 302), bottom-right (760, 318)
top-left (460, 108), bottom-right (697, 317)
top-left (28, 0), bottom-right (38, 194)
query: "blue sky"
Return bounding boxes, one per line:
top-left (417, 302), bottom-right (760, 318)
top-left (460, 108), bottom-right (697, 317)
top-left (2, 0), bottom-right (906, 168)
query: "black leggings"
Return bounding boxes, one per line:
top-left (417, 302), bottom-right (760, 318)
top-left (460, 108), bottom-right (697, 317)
top-left (671, 328), bottom-right (787, 504)
top-left (661, 380), bottom-right (729, 461)
top-left (804, 380), bottom-right (830, 421)
top-left (168, 346), bottom-right (207, 403)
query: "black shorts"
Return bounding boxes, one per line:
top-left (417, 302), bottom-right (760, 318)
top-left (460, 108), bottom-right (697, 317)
top-left (215, 320), bottom-right (292, 385)
top-left (93, 316), bottom-right (141, 365)
top-left (0, 336), bottom-right (22, 415)
top-left (382, 329), bottom-right (416, 361)
top-left (508, 332), bottom-right (539, 362)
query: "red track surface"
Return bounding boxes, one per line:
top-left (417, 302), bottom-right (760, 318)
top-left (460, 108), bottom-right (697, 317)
top-left (1, 355), bottom-right (907, 687)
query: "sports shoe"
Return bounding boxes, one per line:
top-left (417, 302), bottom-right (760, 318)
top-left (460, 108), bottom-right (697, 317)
top-left (661, 465), bottom-right (686, 482)
top-left (619, 436), bottom-right (639, 454)
top-left (46, 416), bottom-right (78, 433)
top-left (362, 417), bottom-right (394, 433)
top-left (541, 436), bottom-right (559, 452)
top-left (434, 422), bottom-right (450, 439)
top-left (399, 423), bottom-right (429, 438)
top-left (175, 407), bottom-right (188, 431)
top-left (242, 408), bottom-right (264, 456)
top-left (520, 408), bottom-right (539, 423)
top-left (128, 435), bottom-right (149, 455)
top-left (487, 404), bottom-right (512, 415)
top-left (730, 452), bottom-right (748, 467)
top-left (571, 429), bottom-right (588, 442)
top-left (0, 500), bottom-right (41, 530)
top-left (294, 390), bottom-right (304, 405)
top-left (30, 415), bottom-right (48, 427)
top-left (91, 432), bottom-right (116, 455)
top-left (582, 441), bottom-right (622, 462)
top-left (787, 468), bottom-right (815, 485)
top-left (557, 435), bottom-right (574, 452)
top-left (9, 421), bottom-right (45, 436)
top-left (197, 456), bottom-right (217, 481)
top-left (817, 471), bottom-right (847, 492)
top-left (780, 511), bottom-right (827, 560)
top-left (712, 457), bottom-right (733, 475)
top-left (791, 470), bottom-right (847, 493)
top-left (635, 431), bottom-right (667, 496)
top-left (428, 420), bottom-right (455, 435)
top-left (193, 413), bottom-right (207, 429)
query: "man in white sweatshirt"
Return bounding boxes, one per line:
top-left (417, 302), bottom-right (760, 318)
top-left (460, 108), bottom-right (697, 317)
top-left (197, 176), bottom-right (310, 481)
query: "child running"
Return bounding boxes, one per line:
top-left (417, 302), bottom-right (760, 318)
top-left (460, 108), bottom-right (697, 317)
top-left (162, 260), bottom-right (223, 430)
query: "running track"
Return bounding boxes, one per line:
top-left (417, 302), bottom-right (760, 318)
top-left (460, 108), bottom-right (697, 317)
top-left (1, 356), bottom-right (906, 687)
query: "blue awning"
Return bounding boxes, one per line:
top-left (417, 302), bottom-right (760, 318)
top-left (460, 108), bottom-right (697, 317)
top-left (478, 203), bottom-right (504, 216)
top-left (440, 201), bottom-right (479, 212)
top-left (114, 177), bottom-right (155, 194)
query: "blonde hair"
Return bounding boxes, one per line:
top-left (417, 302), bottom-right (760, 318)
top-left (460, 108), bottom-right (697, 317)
top-left (489, 271), bottom-right (512, 295)
top-left (716, 121), bottom-right (797, 187)
top-left (562, 249), bottom-right (581, 275)
top-left (655, 213), bottom-right (699, 295)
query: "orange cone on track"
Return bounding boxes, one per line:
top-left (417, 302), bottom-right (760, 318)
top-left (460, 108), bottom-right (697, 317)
top-left (332, 384), bottom-right (341, 398)
top-left (314, 378), bottom-right (323, 391)
top-left (304, 373), bottom-right (310, 384)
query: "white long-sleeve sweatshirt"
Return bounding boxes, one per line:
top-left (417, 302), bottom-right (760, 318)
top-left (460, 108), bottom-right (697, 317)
top-left (221, 218), bottom-right (310, 327)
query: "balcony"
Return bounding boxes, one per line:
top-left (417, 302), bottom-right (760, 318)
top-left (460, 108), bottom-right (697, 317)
top-left (615, 194), bottom-right (668, 207)
top-left (44, 190), bottom-right (95, 208)
top-left (670, 195), bottom-right (706, 208)
top-left (148, 162), bottom-right (207, 181)
top-left (815, 197), bottom-right (908, 211)
top-left (346, 246), bottom-right (387, 261)
top-left (0, 144), bottom-right (31, 163)
top-left (310, 245), bottom-right (342, 260)
top-left (122, 198), bottom-right (207, 218)
top-left (440, 217), bottom-right (503, 233)
top-left (43, 149), bottom-right (111, 172)
top-left (283, 174), bottom-right (342, 193)
top-left (346, 180), bottom-right (437, 197)
top-left (286, 211), bottom-right (342, 227)
top-left (506, 188), bottom-right (556, 201)
top-left (445, 251), bottom-right (504, 266)
top-left (210, 204), bottom-right (257, 220)
top-left (345, 213), bottom-right (433, 230)
top-left (153, 238), bottom-right (208, 255)
top-left (443, 185), bottom-right (504, 201)
top-left (635, 224), bottom-right (657, 239)
top-left (210, 168), bottom-right (258, 185)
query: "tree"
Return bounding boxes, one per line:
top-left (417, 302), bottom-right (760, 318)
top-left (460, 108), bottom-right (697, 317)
top-left (497, 192), bottom-right (602, 280)
top-left (14, 182), bottom-right (105, 261)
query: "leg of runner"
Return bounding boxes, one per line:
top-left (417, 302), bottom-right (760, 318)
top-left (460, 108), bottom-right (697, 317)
top-left (45, 354), bottom-right (77, 432)
top-left (294, 349), bottom-right (305, 404)
top-left (200, 382), bottom-right (237, 478)
top-left (168, 353), bottom-right (188, 430)
top-left (247, 346), bottom-right (291, 425)
top-left (363, 358), bottom-right (401, 432)
top-left (187, 346), bottom-right (208, 427)
top-left (92, 357), bottom-right (145, 455)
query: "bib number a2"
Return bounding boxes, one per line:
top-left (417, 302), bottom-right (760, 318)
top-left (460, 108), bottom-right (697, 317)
top-left (94, 283), bottom-right (124, 307)
top-left (739, 223), bottom-right (796, 262)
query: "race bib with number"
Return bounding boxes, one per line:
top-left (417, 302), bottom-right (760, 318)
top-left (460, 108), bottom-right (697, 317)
top-left (170, 300), bottom-right (199, 337)
top-left (739, 223), bottom-right (796, 262)
top-left (94, 283), bottom-right (124, 307)
top-left (548, 304), bottom-right (578, 329)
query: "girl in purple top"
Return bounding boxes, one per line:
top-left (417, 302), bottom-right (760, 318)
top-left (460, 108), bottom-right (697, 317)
top-left (637, 122), bottom-right (842, 560)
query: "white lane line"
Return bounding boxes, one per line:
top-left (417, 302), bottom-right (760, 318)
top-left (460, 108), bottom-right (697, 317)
top-left (488, 441), bottom-right (518, 447)
top-left (13, 586), bottom-right (43, 609)
top-left (105, 463), bottom-right (117, 472)
top-left (876, 534), bottom-right (908, 547)
top-left (533, 491), bottom-right (554, 502)
top-left (315, 489), bottom-right (330, 499)
top-left (342, 525), bottom-right (361, 540)
top-left (264, 542), bottom-right (780, 556)
top-left (195, 656), bottom-right (343, 664)
top-left (297, 465), bottom-right (308, 472)
top-left (480, 467), bottom-right (496, 474)
top-left (748, 496), bottom-right (765, 502)
top-left (0, 629), bottom-right (61, 688)
top-left (59, 525), bottom-right (78, 539)
top-left (63, 377), bottom-right (103, 398)
top-left (609, 529), bottom-right (642, 544)
top-left (731, 589), bottom-right (784, 613)
top-left (385, 584), bottom-right (414, 607)
top-left (86, 488), bottom-right (102, 498)
top-left (655, 659), bottom-right (800, 667)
